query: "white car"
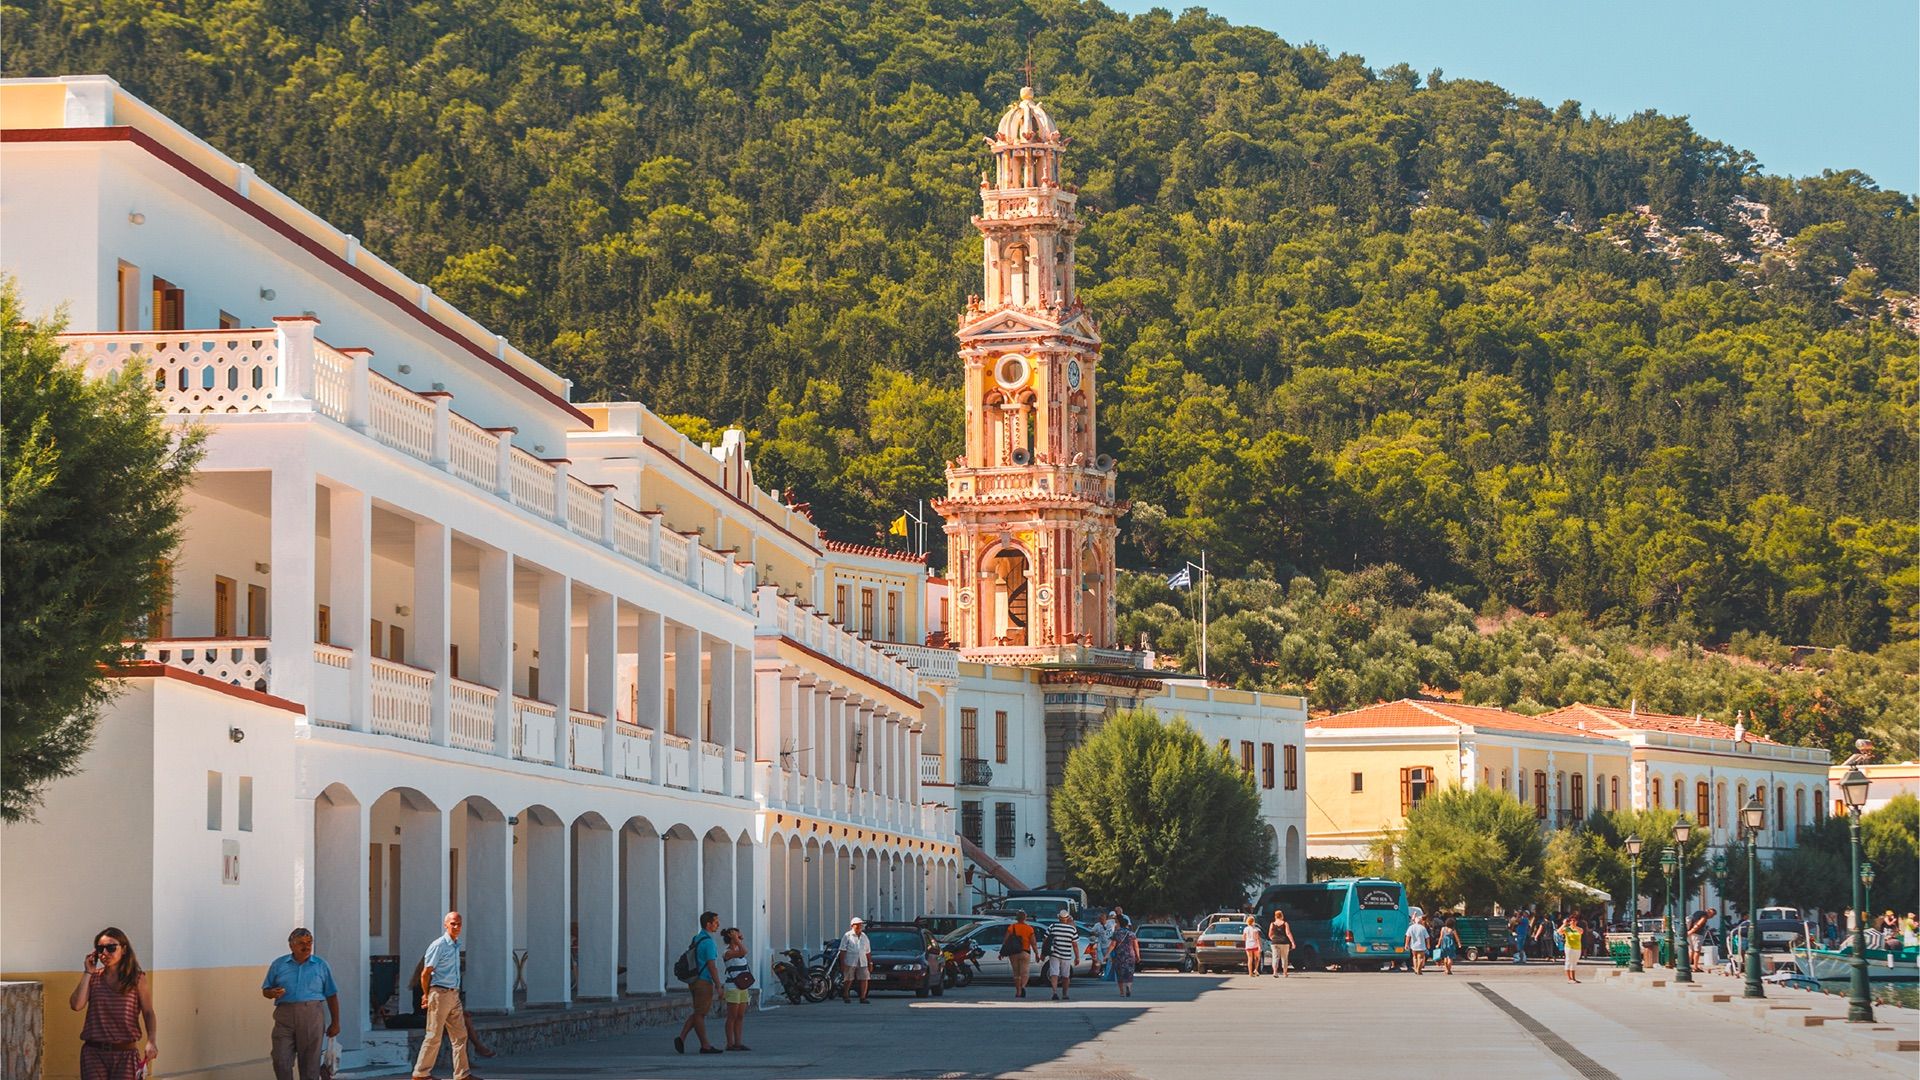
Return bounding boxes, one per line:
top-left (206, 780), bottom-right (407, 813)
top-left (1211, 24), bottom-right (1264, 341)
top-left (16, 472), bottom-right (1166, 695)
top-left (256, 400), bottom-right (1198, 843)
top-left (945, 919), bottom-right (1094, 980)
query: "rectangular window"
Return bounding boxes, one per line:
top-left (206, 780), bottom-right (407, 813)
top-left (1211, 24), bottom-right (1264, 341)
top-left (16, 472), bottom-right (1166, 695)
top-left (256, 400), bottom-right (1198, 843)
top-left (152, 276), bottom-right (184, 332)
top-left (886, 592), bottom-right (900, 642)
top-left (960, 708), bottom-right (979, 760)
top-left (1261, 743), bottom-right (1275, 789)
top-left (1696, 781), bottom-right (1710, 826)
top-left (1351, 771), bottom-right (1364, 793)
top-left (994, 710), bottom-right (1008, 764)
top-left (1533, 771), bottom-right (1548, 818)
top-left (147, 559), bottom-right (173, 638)
top-left (1611, 776), bottom-right (1620, 810)
top-left (961, 800), bottom-right (984, 847)
top-left (1570, 773), bottom-right (1586, 819)
top-left (206, 770), bottom-right (222, 830)
top-left (117, 262), bottom-right (140, 331)
top-left (214, 576), bottom-right (236, 637)
top-left (994, 802), bottom-right (1017, 858)
top-left (1239, 740), bottom-right (1254, 775)
top-left (238, 775), bottom-right (254, 832)
top-left (835, 585), bottom-right (849, 624)
top-left (1776, 786), bottom-right (1785, 829)
top-left (246, 584), bottom-right (267, 637)
top-left (1283, 744), bottom-right (1299, 790)
top-left (1400, 766), bottom-right (1434, 815)
top-left (860, 589), bottom-right (875, 637)
top-left (527, 665), bottom-right (540, 701)
top-left (449, 644), bottom-right (460, 679)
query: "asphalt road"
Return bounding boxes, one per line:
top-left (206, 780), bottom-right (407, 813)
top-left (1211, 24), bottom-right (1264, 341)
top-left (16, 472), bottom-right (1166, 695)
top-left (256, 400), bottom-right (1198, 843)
top-left (387, 961), bottom-right (1902, 1079)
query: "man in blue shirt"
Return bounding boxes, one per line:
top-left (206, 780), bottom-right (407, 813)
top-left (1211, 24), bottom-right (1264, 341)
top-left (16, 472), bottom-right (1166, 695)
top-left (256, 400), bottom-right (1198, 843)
top-left (673, 911), bottom-right (724, 1055)
top-left (261, 927), bottom-right (340, 1080)
top-left (411, 911), bottom-right (472, 1080)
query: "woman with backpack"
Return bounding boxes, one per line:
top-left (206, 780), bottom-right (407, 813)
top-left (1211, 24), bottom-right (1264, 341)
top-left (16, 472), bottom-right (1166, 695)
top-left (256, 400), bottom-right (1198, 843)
top-left (1000, 911), bottom-right (1037, 999)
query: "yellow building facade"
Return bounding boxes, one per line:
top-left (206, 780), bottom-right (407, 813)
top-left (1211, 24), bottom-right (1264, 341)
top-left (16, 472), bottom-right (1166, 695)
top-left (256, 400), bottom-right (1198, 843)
top-left (1305, 700), bottom-right (1632, 859)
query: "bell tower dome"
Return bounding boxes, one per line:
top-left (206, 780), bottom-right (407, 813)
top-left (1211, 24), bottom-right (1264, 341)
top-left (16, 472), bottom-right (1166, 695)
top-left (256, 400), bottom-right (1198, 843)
top-left (934, 86), bottom-right (1120, 658)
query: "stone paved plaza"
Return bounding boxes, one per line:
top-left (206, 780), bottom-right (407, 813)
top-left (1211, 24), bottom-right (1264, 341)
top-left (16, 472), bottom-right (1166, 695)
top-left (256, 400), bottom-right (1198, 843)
top-left (372, 961), bottom-right (1912, 1079)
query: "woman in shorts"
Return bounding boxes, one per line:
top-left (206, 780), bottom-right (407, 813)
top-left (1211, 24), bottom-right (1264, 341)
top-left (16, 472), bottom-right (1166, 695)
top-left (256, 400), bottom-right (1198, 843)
top-left (1560, 914), bottom-right (1584, 983)
top-left (721, 927), bottom-right (751, 1051)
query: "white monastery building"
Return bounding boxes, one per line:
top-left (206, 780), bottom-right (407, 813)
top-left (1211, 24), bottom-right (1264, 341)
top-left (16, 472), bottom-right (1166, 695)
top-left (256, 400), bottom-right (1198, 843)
top-left (0, 75), bottom-right (1308, 1078)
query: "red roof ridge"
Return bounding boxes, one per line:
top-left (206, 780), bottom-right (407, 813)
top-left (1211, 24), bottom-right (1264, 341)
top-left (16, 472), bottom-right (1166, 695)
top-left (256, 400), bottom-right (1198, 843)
top-left (822, 538), bottom-right (928, 564)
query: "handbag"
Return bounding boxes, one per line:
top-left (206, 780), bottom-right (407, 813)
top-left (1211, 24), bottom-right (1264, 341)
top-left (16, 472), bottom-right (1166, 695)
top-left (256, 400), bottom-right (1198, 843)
top-left (731, 969), bottom-right (755, 990)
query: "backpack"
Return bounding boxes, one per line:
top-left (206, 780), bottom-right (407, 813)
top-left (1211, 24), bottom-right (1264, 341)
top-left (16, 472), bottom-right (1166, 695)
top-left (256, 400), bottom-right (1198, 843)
top-left (673, 933), bottom-right (703, 982)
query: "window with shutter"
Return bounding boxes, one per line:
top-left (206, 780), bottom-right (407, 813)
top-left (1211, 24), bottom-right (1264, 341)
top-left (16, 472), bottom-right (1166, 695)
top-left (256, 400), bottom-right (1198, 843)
top-left (1400, 767), bottom-right (1414, 815)
top-left (1261, 743), bottom-right (1275, 789)
top-left (1533, 771), bottom-right (1548, 818)
top-left (1696, 781), bottom-right (1710, 826)
top-left (1283, 745), bottom-right (1298, 790)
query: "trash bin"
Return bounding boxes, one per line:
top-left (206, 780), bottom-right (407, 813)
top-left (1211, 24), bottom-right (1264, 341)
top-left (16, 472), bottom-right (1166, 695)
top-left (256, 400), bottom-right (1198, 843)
top-left (1609, 941), bottom-right (1630, 967)
top-left (1642, 942), bottom-right (1659, 969)
top-left (1700, 944), bottom-right (1718, 968)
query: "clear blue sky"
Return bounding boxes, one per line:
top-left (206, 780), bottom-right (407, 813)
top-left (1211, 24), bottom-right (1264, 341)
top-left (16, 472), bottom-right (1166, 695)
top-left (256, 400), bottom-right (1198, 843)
top-left (1107, 0), bottom-right (1917, 193)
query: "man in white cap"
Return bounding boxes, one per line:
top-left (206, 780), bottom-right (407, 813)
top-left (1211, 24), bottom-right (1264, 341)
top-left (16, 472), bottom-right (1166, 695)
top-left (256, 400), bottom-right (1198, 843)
top-left (839, 917), bottom-right (872, 1004)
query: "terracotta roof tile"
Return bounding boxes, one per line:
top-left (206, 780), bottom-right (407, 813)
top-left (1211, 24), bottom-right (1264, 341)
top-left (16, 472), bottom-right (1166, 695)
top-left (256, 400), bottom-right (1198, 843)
top-left (1538, 703), bottom-right (1779, 744)
top-left (1308, 699), bottom-right (1617, 740)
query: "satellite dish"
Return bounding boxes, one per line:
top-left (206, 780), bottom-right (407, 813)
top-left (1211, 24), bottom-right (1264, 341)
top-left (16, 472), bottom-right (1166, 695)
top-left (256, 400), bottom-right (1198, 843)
top-left (1010, 446), bottom-right (1033, 466)
top-left (1094, 453), bottom-right (1115, 472)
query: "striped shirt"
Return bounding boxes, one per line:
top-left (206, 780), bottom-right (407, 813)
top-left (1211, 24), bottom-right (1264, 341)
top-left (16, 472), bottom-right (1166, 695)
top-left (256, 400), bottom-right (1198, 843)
top-left (1043, 922), bottom-right (1081, 961)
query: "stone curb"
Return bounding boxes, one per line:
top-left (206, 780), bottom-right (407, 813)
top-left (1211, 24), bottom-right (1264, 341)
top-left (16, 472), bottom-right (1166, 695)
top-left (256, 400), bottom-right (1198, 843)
top-left (1598, 968), bottom-right (1916, 1072)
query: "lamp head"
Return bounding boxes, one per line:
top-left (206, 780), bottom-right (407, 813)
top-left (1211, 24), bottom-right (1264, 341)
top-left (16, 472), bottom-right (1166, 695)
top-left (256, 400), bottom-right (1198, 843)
top-left (1660, 846), bottom-right (1676, 872)
top-left (1625, 834), bottom-right (1643, 857)
top-left (1861, 861), bottom-right (1875, 886)
top-left (1740, 794), bottom-right (1765, 833)
top-left (1841, 766), bottom-right (1870, 812)
top-left (1673, 818), bottom-right (1692, 844)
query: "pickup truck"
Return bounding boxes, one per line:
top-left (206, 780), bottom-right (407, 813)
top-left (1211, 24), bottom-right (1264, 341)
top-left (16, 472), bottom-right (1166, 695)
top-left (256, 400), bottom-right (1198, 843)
top-left (1749, 908), bottom-right (1809, 952)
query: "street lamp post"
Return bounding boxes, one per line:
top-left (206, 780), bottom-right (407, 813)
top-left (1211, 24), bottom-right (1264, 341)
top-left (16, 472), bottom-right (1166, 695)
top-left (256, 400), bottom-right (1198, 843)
top-left (1841, 767), bottom-right (1874, 1023)
top-left (1673, 818), bottom-right (1693, 983)
top-left (1660, 845), bottom-right (1677, 969)
top-left (1861, 861), bottom-right (1874, 922)
top-left (1626, 834), bottom-right (1644, 973)
top-left (1741, 794), bottom-right (1765, 999)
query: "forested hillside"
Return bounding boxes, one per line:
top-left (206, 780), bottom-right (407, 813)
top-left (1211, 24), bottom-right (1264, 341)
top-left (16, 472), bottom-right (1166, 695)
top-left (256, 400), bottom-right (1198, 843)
top-left (7, 0), bottom-right (1914, 661)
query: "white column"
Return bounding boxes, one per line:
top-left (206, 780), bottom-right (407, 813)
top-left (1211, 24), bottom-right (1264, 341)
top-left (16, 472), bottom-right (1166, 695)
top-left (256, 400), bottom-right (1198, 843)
top-left (328, 486), bottom-right (372, 732)
top-left (479, 547), bottom-right (514, 758)
top-left (463, 805), bottom-right (513, 1013)
top-left (761, 669), bottom-right (789, 804)
top-left (587, 591), bottom-right (617, 773)
top-left (414, 519), bottom-right (451, 745)
top-left (637, 610), bottom-right (666, 783)
top-left (398, 804), bottom-right (449, 1006)
top-left (538, 571), bottom-right (571, 721)
top-left (710, 640), bottom-right (735, 796)
top-left (575, 821), bottom-right (618, 999)
top-left (269, 460), bottom-right (317, 707)
top-left (735, 646), bottom-right (755, 798)
top-left (623, 826), bottom-right (665, 994)
top-left (673, 624), bottom-right (701, 785)
top-left (312, 791), bottom-right (368, 1046)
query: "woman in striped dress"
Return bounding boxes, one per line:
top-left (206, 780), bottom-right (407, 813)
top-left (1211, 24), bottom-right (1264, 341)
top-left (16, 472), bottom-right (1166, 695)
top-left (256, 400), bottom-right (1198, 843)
top-left (69, 927), bottom-right (157, 1080)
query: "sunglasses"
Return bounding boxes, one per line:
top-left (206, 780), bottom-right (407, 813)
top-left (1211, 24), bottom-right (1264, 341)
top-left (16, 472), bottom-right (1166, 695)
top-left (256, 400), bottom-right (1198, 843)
top-left (95, 943), bottom-right (122, 953)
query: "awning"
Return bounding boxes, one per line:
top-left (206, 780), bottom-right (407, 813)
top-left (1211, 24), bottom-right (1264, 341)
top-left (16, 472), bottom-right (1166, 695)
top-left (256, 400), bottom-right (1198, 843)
top-left (1560, 878), bottom-right (1612, 902)
top-left (960, 835), bottom-right (1029, 892)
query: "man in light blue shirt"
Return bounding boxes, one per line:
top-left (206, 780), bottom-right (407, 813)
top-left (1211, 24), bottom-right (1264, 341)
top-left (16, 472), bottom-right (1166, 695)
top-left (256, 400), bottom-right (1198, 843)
top-left (411, 911), bottom-right (471, 1080)
top-left (260, 927), bottom-right (340, 1080)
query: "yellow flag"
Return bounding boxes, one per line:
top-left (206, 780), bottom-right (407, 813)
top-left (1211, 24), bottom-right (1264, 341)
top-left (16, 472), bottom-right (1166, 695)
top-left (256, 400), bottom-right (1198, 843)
top-left (889, 514), bottom-right (910, 537)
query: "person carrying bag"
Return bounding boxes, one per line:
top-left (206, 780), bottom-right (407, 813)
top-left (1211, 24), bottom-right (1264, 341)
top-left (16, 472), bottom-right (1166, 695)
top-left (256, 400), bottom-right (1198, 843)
top-left (1000, 911), bottom-right (1037, 999)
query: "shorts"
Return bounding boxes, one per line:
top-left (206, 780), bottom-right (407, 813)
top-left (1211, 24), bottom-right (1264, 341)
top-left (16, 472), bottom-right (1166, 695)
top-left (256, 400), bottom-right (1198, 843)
top-left (1048, 956), bottom-right (1075, 979)
top-left (1564, 949), bottom-right (1580, 969)
top-left (689, 977), bottom-right (714, 1012)
top-left (1687, 934), bottom-right (1702, 952)
top-left (842, 962), bottom-right (870, 977)
top-left (723, 987), bottom-right (750, 1005)
top-left (1272, 945), bottom-right (1292, 968)
top-left (1009, 954), bottom-right (1031, 980)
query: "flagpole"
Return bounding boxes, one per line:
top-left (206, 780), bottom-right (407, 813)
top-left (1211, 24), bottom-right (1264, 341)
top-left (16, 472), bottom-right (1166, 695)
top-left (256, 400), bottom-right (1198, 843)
top-left (917, 498), bottom-right (926, 557)
top-left (1199, 549), bottom-right (1209, 681)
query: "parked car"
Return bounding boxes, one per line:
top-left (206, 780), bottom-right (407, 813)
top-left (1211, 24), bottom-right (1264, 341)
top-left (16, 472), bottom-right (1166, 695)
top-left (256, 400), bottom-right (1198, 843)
top-left (1134, 923), bottom-right (1195, 971)
top-left (859, 921), bottom-right (944, 997)
top-left (1194, 920), bottom-right (1259, 973)
top-left (1750, 913), bottom-right (1809, 953)
top-left (917, 914), bottom-right (988, 940)
top-left (1449, 916), bottom-right (1515, 961)
top-left (1186, 911), bottom-right (1252, 946)
top-left (941, 918), bottom-right (1093, 980)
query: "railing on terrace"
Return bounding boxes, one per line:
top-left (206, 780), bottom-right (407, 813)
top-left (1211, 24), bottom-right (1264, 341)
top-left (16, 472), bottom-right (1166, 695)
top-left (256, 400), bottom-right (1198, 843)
top-left (449, 678), bottom-right (497, 752)
top-left (369, 657), bottom-right (432, 742)
top-left (141, 638), bottom-right (270, 692)
top-left (513, 696), bottom-right (559, 764)
top-left (885, 643), bottom-right (959, 681)
top-left (1639, 731), bottom-right (1830, 764)
top-left (755, 590), bottom-right (920, 701)
top-left (568, 710), bottom-right (606, 773)
top-left (62, 322), bottom-right (756, 614)
top-left (919, 754), bottom-right (944, 784)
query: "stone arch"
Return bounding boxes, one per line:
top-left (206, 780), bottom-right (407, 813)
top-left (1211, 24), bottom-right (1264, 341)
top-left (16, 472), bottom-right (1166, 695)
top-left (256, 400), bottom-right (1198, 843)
top-left (661, 824), bottom-right (701, 987)
top-left (513, 804), bottom-right (569, 1004)
top-left (977, 542), bottom-right (1033, 646)
top-left (702, 827), bottom-right (736, 929)
top-left (1284, 826), bottom-right (1304, 884)
top-left (734, 831), bottom-right (755, 955)
top-left (369, 786), bottom-right (445, 1012)
top-left (452, 795), bottom-right (511, 1011)
top-left (619, 816), bottom-right (666, 995)
top-left (572, 811), bottom-right (618, 1000)
top-left (803, 836), bottom-right (825, 949)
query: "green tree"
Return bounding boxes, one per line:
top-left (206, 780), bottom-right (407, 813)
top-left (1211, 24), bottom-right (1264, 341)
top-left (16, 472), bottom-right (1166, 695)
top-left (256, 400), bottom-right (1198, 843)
top-left (1381, 786), bottom-right (1544, 912)
top-left (1051, 709), bottom-right (1273, 915)
top-left (1861, 794), bottom-right (1919, 919)
top-left (1, 283), bottom-right (204, 821)
top-left (1546, 808), bottom-right (1713, 918)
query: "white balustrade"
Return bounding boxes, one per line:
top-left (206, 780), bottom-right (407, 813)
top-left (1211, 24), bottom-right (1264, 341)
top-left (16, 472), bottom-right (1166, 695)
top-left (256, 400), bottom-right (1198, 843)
top-left (612, 504), bottom-right (651, 563)
top-left (367, 374), bottom-right (435, 460)
top-left (68, 332), bottom-right (281, 414)
top-left (919, 753), bottom-right (943, 784)
top-left (614, 723), bottom-right (653, 781)
top-left (141, 638), bottom-right (271, 692)
top-left (507, 451), bottom-right (557, 519)
top-left (513, 697), bottom-right (558, 763)
top-left (566, 477), bottom-right (604, 541)
top-left (447, 413), bottom-right (500, 489)
top-left (568, 709), bottom-right (606, 772)
top-left (700, 740), bottom-right (725, 793)
top-left (368, 656), bottom-right (433, 741)
top-left (311, 342), bottom-right (354, 423)
top-left (658, 530), bottom-right (690, 579)
top-left (662, 732), bottom-right (692, 788)
top-left (449, 678), bottom-right (499, 752)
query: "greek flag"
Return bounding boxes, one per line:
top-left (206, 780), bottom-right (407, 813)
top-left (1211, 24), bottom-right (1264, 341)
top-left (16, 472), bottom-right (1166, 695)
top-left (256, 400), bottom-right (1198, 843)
top-left (1167, 566), bottom-right (1192, 589)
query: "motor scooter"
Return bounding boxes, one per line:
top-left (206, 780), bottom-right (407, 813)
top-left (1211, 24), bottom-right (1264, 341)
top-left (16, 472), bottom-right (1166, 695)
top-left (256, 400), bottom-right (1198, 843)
top-left (770, 948), bottom-right (811, 1004)
top-left (805, 939), bottom-right (844, 1002)
top-left (942, 941), bottom-right (983, 988)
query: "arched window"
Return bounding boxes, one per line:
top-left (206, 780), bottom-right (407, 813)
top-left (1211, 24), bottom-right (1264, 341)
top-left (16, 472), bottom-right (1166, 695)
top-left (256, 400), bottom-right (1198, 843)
top-left (1501, 768), bottom-right (1510, 792)
top-left (1795, 788), bottom-right (1806, 828)
top-left (1006, 243), bottom-right (1029, 306)
top-left (1716, 782), bottom-right (1727, 829)
top-left (1533, 771), bottom-right (1548, 818)
top-left (1610, 776), bottom-right (1620, 810)
top-left (1695, 780), bottom-right (1709, 826)
top-left (1816, 791), bottom-right (1826, 823)
top-left (1777, 786), bottom-right (1787, 830)
top-left (1673, 775), bottom-right (1686, 810)
top-left (1652, 776), bottom-right (1662, 808)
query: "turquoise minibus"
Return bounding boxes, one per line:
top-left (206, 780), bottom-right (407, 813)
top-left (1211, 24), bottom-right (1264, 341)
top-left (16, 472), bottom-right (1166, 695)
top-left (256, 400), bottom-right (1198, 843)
top-left (1255, 878), bottom-right (1410, 971)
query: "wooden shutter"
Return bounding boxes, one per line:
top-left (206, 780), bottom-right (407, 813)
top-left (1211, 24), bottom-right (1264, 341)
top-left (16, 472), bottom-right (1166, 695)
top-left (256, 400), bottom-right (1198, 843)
top-left (1400, 767), bottom-right (1414, 815)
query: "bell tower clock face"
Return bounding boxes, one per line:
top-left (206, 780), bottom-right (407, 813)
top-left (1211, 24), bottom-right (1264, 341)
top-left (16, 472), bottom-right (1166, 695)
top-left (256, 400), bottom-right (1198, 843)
top-left (1065, 358), bottom-right (1082, 391)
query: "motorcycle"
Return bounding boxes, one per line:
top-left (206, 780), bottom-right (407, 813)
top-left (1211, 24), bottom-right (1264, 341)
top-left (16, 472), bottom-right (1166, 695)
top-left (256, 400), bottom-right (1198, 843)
top-left (942, 942), bottom-right (983, 989)
top-left (770, 948), bottom-right (810, 1004)
top-left (805, 939), bottom-right (844, 1003)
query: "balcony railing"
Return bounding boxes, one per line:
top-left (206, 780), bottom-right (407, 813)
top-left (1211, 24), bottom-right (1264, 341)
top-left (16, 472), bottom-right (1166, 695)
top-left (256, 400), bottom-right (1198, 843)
top-left (920, 753), bottom-right (944, 784)
top-left (960, 757), bottom-right (993, 786)
top-left (62, 324), bottom-right (755, 613)
top-left (886, 643), bottom-right (959, 681)
top-left (756, 590), bottom-right (920, 701)
top-left (141, 638), bottom-right (269, 692)
top-left (368, 657), bottom-right (432, 742)
top-left (448, 677), bottom-right (498, 752)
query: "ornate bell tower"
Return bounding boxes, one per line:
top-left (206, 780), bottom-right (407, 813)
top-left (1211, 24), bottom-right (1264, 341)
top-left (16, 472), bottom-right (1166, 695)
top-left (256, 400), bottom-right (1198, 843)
top-left (934, 86), bottom-right (1121, 658)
